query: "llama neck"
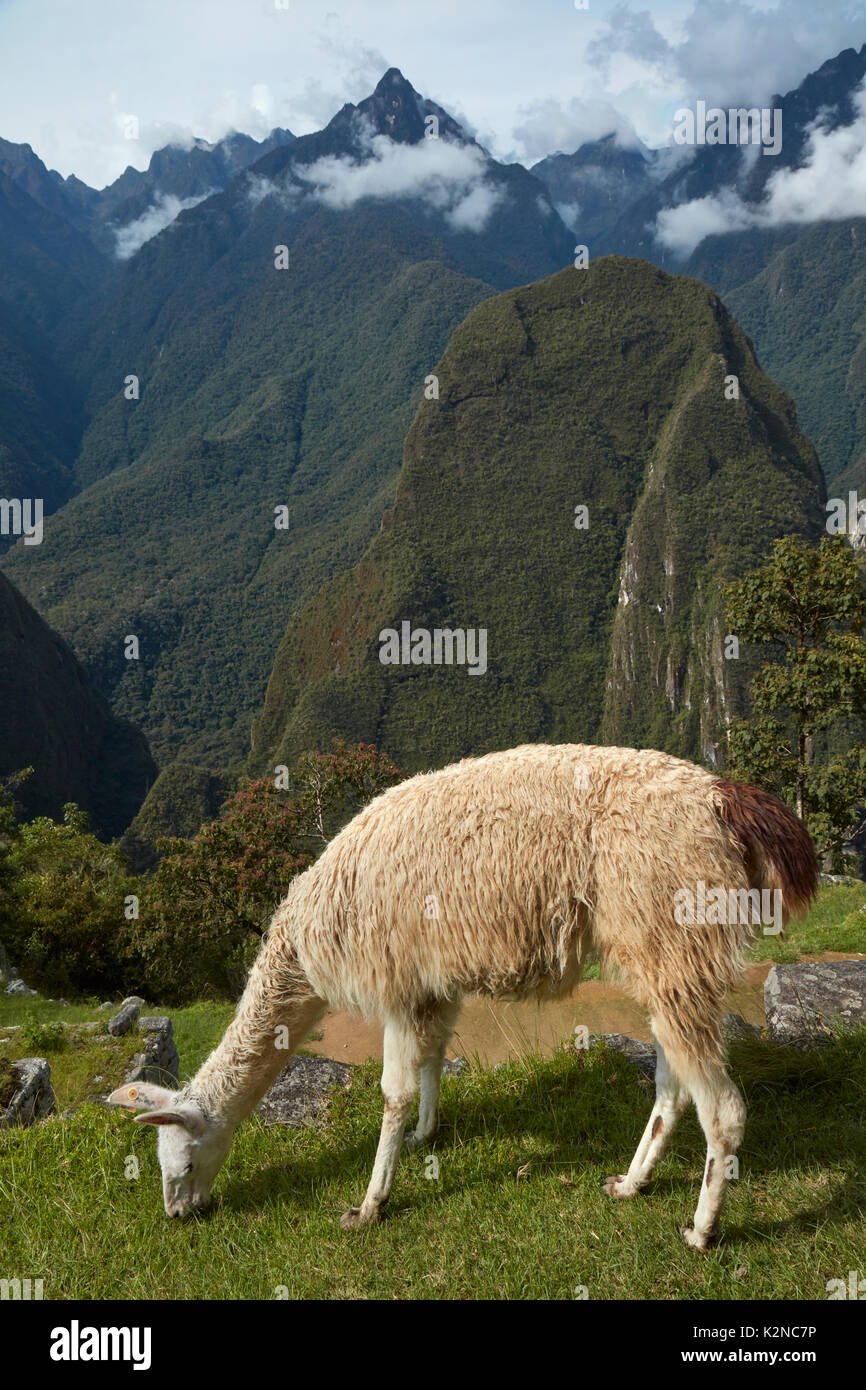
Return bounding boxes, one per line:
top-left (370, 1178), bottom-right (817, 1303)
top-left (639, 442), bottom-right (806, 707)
top-left (190, 938), bottom-right (325, 1127)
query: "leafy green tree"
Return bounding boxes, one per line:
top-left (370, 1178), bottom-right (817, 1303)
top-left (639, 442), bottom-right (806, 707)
top-left (130, 742), bottom-right (402, 1001)
top-left (724, 535), bottom-right (866, 867)
top-left (5, 803), bottom-right (142, 996)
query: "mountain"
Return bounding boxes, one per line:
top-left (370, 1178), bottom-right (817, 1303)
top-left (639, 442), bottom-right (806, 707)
top-left (526, 45), bottom-right (866, 492)
top-left (0, 570), bottom-right (155, 837)
top-left (0, 127), bottom-right (297, 253)
top-left (2, 70), bottom-right (573, 774)
top-left (720, 220), bottom-right (866, 496)
top-left (249, 257), bottom-right (824, 777)
top-left (0, 171), bottom-right (105, 515)
top-left (530, 133), bottom-right (657, 249)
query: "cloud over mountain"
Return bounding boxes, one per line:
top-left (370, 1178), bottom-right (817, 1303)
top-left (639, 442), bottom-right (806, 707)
top-left (589, 0), bottom-right (866, 109)
top-left (250, 127), bottom-right (505, 232)
top-left (512, 96), bottom-right (642, 161)
top-left (113, 189), bottom-right (214, 258)
top-left (656, 84), bottom-right (866, 254)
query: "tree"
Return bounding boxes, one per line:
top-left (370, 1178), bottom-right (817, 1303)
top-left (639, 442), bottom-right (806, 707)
top-left (724, 534), bottom-right (866, 867)
top-left (5, 802), bottom-right (142, 996)
top-left (129, 742), bottom-right (402, 1001)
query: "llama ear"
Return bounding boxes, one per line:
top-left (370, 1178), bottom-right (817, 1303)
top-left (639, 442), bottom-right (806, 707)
top-left (134, 1105), bottom-right (208, 1137)
top-left (106, 1082), bottom-right (178, 1113)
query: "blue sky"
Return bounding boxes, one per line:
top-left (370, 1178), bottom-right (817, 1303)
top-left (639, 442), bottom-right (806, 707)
top-left (0, 0), bottom-right (863, 187)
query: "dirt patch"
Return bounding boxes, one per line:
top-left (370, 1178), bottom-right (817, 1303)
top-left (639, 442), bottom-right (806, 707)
top-left (303, 952), bottom-right (866, 1067)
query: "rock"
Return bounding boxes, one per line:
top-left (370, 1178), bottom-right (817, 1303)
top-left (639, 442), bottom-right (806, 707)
top-left (97, 1001), bottom-right (115, 1012)
top-left (442, 1056), bottom-right (469, 1076)
top-left (765, 962), bottom-right (866, 1047)
top-left (4, 978), bottom-right (36, 997)
top-left (593, 1033), bottom-right (657, 1078)
top-left (722, 1013), bottom-right (762, 1041)
top-left (83, 1023), bottom-right (99, 1034)
top-left (124, 1017), bottom-right (179, 1087)
top-left (257, 1055), bottom-right (352, 1127)
top-left (818, 874), bottom-right (861, 886)
top-left (121, 996), bottom-right (146, 1010)
top-left (0, 1058), bottom-right (55, 1127)
top-left (108, 1000), bottom-right (141, 1036)
top-left (58, 999), bottom-right (69, 1008)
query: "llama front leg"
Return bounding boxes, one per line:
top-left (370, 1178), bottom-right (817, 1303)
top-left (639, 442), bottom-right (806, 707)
top-left (603, 1038), bottom-right (688, 1198)
top-left (341, 1019), bottom-right (421, 1230)
top-left (681, 1069), bottom-right (746, 1250)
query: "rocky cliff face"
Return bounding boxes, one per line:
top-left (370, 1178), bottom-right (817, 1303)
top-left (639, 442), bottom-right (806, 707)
top-left (250, 256), bottom-right (823, 776)
top-left (0, 571), bottom-right (155, 836)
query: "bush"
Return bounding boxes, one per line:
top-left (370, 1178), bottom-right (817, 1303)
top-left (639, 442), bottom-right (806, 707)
top-left (21, 1011), bottom-right (66, 1052)
top-left (127, 742), bottom-right (402, 1002)
top-left (4, 805), bottom-right (143, 998)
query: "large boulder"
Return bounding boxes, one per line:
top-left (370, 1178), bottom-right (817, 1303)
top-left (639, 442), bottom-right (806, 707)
top-left (257, 1056), bottom-right (352, 1127)
top-left (108, 1000), bottom-right (141, 1036)
top-left (591, 1033), bottom-right (657, 1078)
top-left (0, 1057), bottom-right (55, 1127)
top-left (123, 1017), bottom-right (179, 1087)
top-left (764, 962), bottom-right (866, 1047)
top-left (4, 976), bottom-right (36, 997)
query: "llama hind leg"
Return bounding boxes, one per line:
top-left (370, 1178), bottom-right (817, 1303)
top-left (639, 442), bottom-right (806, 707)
top-left (341, 1018), bottom-right (422, 1230)
top-left (404, 998), bottom-right (462, 1151)
top-left (603, 1036), bottom-right (689, 1198)
top-left (680, 1065), bottom-right (746, 1250)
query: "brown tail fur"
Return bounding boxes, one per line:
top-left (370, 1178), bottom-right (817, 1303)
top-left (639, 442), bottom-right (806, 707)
top-left (710, 778), bottom-right (818, 922)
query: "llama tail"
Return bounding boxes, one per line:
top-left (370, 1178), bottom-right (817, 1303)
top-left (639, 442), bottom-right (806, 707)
top-left (710, 778), bottom-right (818, 922)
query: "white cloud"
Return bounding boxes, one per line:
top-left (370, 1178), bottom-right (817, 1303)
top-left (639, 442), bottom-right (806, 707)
top-left (588, 0), bottom-right (866, 110)
top-left (554, 200), bottom-right (581, 232)
top-left (656, 84), bottom-right (866, 255)
top-left (284, 129), bottom-right (503, 230)
top-left (513, 96), bottom-right (642, 161)
top-left (113, 190), bottom-right (214, 259)
top-left (446, 182), bottom-right (504, 232)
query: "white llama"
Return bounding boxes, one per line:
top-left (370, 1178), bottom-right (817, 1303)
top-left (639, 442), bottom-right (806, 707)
top-left (108, 743), bottom-right (816, 1249)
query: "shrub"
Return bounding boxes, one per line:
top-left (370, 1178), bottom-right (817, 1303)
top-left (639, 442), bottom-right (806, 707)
top-left (21, 1011), bottom-right (66, 1052)
top-left (127, 741), bottom-right (402, 1002)
top-left (4, 805), bottom-right (143, 998)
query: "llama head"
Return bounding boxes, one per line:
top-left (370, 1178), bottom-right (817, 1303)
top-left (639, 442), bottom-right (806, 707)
top-left (106, 1083), bottom-right (234, 1217)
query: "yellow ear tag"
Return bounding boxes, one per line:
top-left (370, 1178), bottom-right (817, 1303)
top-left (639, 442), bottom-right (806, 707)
top-left (127, 1087), bottom-right (139, 1101)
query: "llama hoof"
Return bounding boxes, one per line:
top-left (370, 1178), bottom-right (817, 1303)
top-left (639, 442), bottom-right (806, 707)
top-left (681, 1225), bottom-right (718, 1251)
top-left (403, 1130), bottom-right (434, 1152)
top-left (340, 1205), bottom-right (379, 1231)
top-left (602, 1174), bottom-right (637, 1198)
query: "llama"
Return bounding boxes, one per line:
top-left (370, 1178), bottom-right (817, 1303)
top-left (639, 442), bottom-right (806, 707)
top-left (108, 743), bottom-right (817, 1248)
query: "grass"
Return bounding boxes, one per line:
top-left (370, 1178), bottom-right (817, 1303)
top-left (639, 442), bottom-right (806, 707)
top-left (0, 1035), bottom-right (864, 1300)
top-left (747, 882), bottom-right (866, 963)
top-left (0, 997), bottom-right (236, 1110)
top-left (0, 883), bottom-right (864, 1299)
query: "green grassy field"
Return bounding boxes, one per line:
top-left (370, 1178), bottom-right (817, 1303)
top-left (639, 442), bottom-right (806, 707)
top-left (0, 884), bottom-right (864, 1300)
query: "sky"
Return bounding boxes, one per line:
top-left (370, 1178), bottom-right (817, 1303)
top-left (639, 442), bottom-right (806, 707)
top-left (0, 0), bottom-right (863, 189)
